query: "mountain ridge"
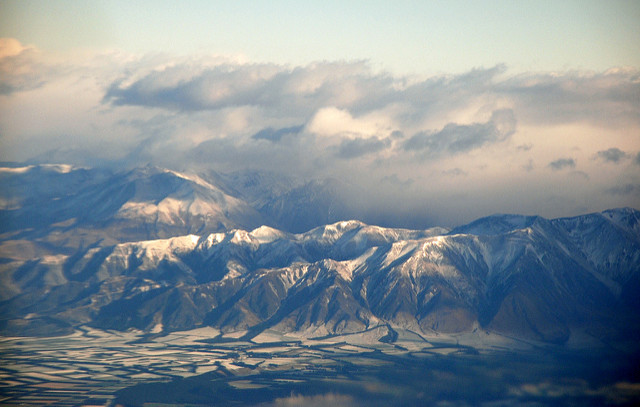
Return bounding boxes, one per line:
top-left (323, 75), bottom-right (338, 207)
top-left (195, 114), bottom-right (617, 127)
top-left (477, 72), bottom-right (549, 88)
top-left (1, 203), bottom-right (638, 347)
top-left (1, 163), bottom-right (638, 346)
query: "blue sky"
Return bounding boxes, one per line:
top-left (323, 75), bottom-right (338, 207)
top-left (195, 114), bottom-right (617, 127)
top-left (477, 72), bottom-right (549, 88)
top-left (1, 1), bottom-right (639, 225)
top-left (2, 0), bottom-right (639, 74)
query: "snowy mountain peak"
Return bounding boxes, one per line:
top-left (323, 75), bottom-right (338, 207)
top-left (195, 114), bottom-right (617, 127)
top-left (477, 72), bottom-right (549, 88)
top-left (303, 220), bottom-right (366, 242)
top-left (601, 207), bottom-right (640, 236)
top-left (449, 213), bottom-right (542, 236)
top-left (249, 225), bottom-right (290, 243)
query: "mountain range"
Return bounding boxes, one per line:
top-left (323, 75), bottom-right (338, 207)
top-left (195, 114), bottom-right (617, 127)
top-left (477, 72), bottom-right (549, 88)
top-left (0, 164), bottom-right (639, 347)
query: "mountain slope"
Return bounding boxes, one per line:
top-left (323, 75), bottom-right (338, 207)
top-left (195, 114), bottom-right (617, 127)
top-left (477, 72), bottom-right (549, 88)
top-left (1, 165), bottom-right (384, 253)
top-left (0, 165), bottom-right (268, 252)
top-left (1, 209), bottom-right (638, 345)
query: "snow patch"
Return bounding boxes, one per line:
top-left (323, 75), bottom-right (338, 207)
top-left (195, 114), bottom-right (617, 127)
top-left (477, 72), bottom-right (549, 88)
top-left (250, 225), bottom-right (286, 243)
top-left (0, 165), bottom-right (34, 174)
top-left (164, 169), bottom-right (219, 190)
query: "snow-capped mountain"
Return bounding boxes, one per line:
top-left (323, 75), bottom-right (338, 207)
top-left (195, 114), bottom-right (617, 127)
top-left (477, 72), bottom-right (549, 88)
top-left (0, 165), bottom-right (368, 251)
top-left (0, 165), bottom-right (268, 252)
top-left (214, 170), bottom-right (365, 233)
top-left (1, 206), bottom-right (638, 346)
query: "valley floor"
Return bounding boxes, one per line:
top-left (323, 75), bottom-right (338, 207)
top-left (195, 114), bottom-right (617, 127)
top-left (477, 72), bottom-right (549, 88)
top-left (1, 327), bottom-right (639, 406)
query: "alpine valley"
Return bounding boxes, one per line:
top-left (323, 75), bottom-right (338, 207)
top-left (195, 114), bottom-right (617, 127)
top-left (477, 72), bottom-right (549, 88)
top-left (1, 163), bottom-right (640, 406)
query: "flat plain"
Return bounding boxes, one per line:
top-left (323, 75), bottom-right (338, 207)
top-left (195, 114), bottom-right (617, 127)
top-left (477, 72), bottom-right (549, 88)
top-left (1, 326), bottom-right (639, 406)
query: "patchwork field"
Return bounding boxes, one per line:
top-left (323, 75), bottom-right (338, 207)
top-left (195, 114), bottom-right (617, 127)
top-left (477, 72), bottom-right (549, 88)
top-left (1, 326), bottom-right (639, 406)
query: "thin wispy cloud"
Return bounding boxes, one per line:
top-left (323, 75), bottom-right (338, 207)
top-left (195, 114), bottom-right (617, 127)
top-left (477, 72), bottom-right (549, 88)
top-left (595, 148), bottom-right (628, 163)
top-left (334, 136), bottom-right (390, 159)
top-left (606, 184), bottom-right (640, 196)
top-left (251, 125), bottom-right (304, 143)
top-left (549, 158), bottom-right (576, 171)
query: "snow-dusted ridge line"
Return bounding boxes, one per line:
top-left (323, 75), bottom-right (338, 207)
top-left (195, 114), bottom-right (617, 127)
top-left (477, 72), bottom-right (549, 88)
top-left (1, 205), bottom-right (638, 344)
top-left (89, 208), bottom-right (638, 300)
top-left (100, 207), bottom-right (638, 258)
top-left (163, 168), bottom-right (221, 190)
top-left (0, 163), bottom-right (79, 174)
top-left (112, 205), bottom-right (637, 249)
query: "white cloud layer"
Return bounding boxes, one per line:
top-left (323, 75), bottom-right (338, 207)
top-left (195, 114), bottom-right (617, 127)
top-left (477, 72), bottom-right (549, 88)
top-left (1, 39), bottom-right (639, 225)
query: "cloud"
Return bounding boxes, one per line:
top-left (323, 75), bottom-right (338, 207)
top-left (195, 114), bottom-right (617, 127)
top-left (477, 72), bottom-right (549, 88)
top-left (0, 38), bottom-right (46, 94)
top-left (104, 60), bottom-right (396, 117)
top-left (443, 168), bottom-right (468, 177)
top-left (2, 39), bottom-right (640, 227)
top-left (102, 61), bottom-right (640, 131)
top-left (570, 170), bottom-right (590, 180)
top-left (549, 158), bottom-right (576, 171)
top-left (0, 38), bottom-right (30, 58)
top-left (252, 125), bottom-right (304, 142)
top-left (595, 148), bottom-right (628, 163)
top-left (499, 67), bottom-right (640, 127)
top-left (105, 63), bottom-right (283, 111)
top-left (403, 109), bottom-right (516, 156)
top-left (606, 184), bottom-right (640, 196)
top-left (268, 393), bottom-right (358, 407)
top-left (334, 136), bottom-right (389, 159)
top-left (306, 107), bottom-right (391, 138)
